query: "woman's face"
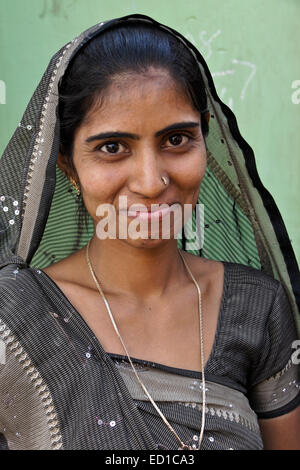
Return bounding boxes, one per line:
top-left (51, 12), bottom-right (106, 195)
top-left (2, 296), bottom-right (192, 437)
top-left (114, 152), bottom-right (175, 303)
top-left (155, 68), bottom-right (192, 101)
top-left (63, 68), bottom-right (208, 247)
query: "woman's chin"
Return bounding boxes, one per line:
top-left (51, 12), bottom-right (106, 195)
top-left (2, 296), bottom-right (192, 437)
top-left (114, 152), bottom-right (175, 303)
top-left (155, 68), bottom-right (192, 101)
top-left (118, 232), bottom-right (179, 249)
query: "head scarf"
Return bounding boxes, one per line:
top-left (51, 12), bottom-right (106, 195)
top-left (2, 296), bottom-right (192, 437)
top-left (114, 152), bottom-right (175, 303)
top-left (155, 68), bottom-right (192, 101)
top-left (0, 13), bottom-right (299, 333)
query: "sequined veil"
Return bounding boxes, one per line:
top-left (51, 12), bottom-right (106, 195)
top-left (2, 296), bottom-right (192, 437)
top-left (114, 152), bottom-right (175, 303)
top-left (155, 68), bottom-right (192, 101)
top-left (0, 14), bottom-right (299, 450)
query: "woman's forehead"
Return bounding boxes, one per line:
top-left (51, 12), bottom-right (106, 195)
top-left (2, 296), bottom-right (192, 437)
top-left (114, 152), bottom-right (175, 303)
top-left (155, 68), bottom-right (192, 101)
top-left (78, 76), bottom-right (199, 137)
top-left (80, 71), bottom-right (197, 131)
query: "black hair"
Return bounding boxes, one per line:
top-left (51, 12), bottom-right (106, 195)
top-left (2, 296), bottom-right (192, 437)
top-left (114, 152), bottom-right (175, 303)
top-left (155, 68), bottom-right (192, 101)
top-left (58, 22), bottom-right (209, 239)
top-left (59, 21), bottom-right (209, 161)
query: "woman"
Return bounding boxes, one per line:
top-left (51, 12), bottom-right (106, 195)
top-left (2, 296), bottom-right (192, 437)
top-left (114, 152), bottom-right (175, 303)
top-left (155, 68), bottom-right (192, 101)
top-left (0, 14), bottom-right (299, 450)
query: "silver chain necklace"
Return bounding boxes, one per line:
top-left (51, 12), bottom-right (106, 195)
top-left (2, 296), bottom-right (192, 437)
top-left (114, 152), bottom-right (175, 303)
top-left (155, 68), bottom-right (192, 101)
top-left (86, 239), bottom-right (206, 450)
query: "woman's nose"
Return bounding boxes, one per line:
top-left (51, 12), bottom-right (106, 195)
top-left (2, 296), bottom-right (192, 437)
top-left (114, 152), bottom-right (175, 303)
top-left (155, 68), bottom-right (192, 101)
top-left (128, 149), bottom-right (167, 198)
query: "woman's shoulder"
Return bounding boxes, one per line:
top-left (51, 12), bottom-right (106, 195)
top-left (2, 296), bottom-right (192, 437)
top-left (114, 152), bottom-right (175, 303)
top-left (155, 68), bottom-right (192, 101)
top-left (181, 252), bottom-right (280, 294)
top-left (39, 246), bottom-right (87, 287)
top-left (221, 260), bottom-right (280, 292)
top-left (217, 261), bottom-right (296, 339)
top-left (0, 263), bottom-right (54, 329)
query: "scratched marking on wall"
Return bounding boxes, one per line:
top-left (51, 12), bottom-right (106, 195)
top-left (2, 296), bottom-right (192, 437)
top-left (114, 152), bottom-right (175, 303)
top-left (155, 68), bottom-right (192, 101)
top-left (184, 29), bottom-right (256, 111)
top-left (0, 81), bottom-right (6, 105)
top-left (39, 0), bottom-right (77, 19)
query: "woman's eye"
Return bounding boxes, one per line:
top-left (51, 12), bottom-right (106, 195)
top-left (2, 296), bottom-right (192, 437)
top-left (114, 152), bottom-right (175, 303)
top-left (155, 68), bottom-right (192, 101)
top-left (165, 134), bottom-right (189, 147)
top-left (97, 142), bottom-right (126, 154)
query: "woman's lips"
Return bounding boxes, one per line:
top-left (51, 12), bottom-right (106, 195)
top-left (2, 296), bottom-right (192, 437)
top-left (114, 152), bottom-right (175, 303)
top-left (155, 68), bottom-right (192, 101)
top-left (121, 204), bottom-right (179, 221)
top-left (128, 206), bottom-right (171, 220)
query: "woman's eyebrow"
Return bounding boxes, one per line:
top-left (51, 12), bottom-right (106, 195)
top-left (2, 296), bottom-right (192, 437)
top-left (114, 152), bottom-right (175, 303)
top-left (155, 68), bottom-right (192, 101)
top-left (85, 122), bottom-right (200, 143)
top-left (155, 121), bottom-right (200, 137)
top-left (85, 131), bottom-right (138, 142)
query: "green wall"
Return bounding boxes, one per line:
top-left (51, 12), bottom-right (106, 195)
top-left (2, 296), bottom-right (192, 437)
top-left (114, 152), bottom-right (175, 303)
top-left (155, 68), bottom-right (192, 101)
top-left (1, 0), bottom-right (299, 263)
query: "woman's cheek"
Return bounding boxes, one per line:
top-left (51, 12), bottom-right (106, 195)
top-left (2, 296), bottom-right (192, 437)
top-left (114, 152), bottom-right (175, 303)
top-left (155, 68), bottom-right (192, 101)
top-left (182, 151), bottom-right (206, 204)
top-left (80, 176), bottom-right (107, 212)
top-left (177, 155), bottom-right (206, 190)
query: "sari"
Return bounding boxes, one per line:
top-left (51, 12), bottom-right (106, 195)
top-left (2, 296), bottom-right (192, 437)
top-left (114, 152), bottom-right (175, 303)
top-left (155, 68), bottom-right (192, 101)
top-left (0, 14), bottom-right (299, 450)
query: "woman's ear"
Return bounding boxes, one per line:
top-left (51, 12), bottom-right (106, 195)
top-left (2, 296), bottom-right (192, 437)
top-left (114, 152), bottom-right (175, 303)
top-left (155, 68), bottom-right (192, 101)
top-left (204, 111), bottom-right (210, 125)
top-left (57, 152), bottom-right (77, 181)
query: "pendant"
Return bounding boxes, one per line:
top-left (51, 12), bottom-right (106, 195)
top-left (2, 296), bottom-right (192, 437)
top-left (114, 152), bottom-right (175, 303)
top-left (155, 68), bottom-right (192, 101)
top-left (180, 444), bottom-right (193, 450)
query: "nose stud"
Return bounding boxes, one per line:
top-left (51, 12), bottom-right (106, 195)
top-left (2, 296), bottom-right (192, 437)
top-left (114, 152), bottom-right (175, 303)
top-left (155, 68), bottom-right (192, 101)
top-left (161, 176), bottom-right (168, 186)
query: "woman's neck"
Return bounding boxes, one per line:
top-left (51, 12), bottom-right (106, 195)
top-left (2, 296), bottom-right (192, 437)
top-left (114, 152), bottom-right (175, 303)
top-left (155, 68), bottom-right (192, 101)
top-left (85, 236), bottom-right (188, 301)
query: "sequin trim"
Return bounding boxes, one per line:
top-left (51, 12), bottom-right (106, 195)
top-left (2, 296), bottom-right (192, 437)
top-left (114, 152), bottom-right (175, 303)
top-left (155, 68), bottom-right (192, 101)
top-left (0, 318), bottom-right (63, 449)
top-left (177, 402), bottom-right (259, 433)
top-left (22, 43), bottom-right (71, 217)
top-left (267, 358), bottom-right (293, 381)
